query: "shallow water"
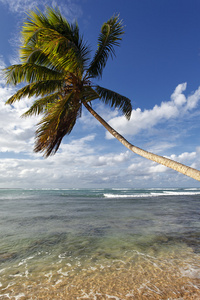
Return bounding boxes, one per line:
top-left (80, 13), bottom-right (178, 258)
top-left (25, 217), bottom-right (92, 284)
top-left (0, 188), bottom-right (200, 299)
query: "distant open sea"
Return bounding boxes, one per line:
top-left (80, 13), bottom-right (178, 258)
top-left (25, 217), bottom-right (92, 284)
top-left (0, 188), bottom-right (200, 299)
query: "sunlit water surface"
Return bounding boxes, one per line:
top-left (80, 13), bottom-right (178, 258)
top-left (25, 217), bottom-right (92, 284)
top-left (0, 188), bottom-right (200, 299)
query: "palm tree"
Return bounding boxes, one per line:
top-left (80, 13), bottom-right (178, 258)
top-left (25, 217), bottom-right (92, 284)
top-left (4, 7), bottom-right (200, 181)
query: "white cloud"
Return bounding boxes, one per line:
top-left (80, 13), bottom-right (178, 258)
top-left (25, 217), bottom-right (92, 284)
top-left (94, 151), bottom-right (130, 166)
top-left (0, 0), bottom-right (82, 20)
top-left (171, 82), bottom-right (187, 106)
top-left (185, 87), bottom-right (200, 110)
top-left (106, 83), bottom-right (200, 139)
top-left (0, 136), bottom-right (199, 188)
top-left (0, 141), bottom-right (132, 188)
top-left (0, 75), bottom-right (40, 154)
top-left (0, 0), bottom-right (39, 13)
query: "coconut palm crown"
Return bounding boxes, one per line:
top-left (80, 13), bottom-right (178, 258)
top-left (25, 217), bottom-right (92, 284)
top-left (4, 7), bottom-right (200, 181)
top-left (4, 7), bottom-right (132, 157)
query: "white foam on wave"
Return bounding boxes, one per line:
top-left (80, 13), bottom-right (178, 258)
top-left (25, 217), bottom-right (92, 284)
top-left (1, 282), bottom-right (15, 291)
top-left (58, 253), bottom-right (66, 259)
top-left (0, 294), bottom-right (11, 299)
top-left (104, 193), bottom-right (163, 198)
top-left (164, 191), bottom-right (200, 196)
top-left (104, 191), bottom-right (200, 198)
top-left (180, 267), bottom-right (200, 280)
top-left (14, 293), bottom-right (26, 300)
top-left (111, 188), bottom-right (132, 190)
top-left (10, 273), bottom-right (23, 278)
top-left (53, 279), bottom-right (63, 286)
top-left (105, 295), bottom-right (121, 300)
top-left (57, 268), bottom-right (69, 277)
top-left (0, 268), bottom-right (8, 274)
top-left (18, 256), bottom-right (34, 266)
top-left (184, 188), bottom-right (200, 191)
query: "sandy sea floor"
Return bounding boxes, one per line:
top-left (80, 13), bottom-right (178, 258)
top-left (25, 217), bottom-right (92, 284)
top-left (0, 244), bottom-right (200, 299)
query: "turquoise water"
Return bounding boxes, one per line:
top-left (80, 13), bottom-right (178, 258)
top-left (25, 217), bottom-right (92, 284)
top-left (0, 188), bottom-right (200, 299)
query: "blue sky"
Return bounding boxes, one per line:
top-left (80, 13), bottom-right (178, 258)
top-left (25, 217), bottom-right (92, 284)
top-left (1, 0), bottom-right (200, 188)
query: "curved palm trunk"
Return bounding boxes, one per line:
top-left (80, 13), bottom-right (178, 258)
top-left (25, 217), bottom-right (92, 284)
top-left (84, 102), bottom-right (200, 182)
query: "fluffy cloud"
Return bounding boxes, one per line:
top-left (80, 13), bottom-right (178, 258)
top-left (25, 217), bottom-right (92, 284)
top-left (94, 151), bottom-right (130, 167)
top-left (0, 139), bottom-right (133, 188)
top-left (0, 78), bottom-right (39, 154)
top-left (106, 83), bottom-right (200, 139)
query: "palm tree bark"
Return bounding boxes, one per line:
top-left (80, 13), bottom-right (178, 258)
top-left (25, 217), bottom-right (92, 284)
top-left (83, 102), bottom-right (200, 182)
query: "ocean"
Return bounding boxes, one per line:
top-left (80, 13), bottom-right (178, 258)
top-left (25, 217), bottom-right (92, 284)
top-left (0, 188), bottom-right (200, 299)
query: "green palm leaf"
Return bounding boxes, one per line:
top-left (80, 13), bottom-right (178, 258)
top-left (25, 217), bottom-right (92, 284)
top-left (81, 86), bottom-right (100, 102)
top-left (22, 92), bottom-right (61, 117)
top-left (34, 93), bottom-right (81, 157)
top-left (4, 63), bottom-right (62, 85)
top-left (95, 85), bottom-right (132, 119)
top-left (21, 46), bottom-right (57, 70)
top-left (88, 15), bottom-right (124, 78)
top-left (6, 80), bottom-right (64, 104)
top-left (21, 7), bottom-right (90, 73)
top-left (21, 7), bottom-right (72, 45)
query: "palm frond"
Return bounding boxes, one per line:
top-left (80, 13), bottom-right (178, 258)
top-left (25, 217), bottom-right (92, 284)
top-left (22, 92), bottom-right (60, 117)
top-left (6, 80), bottom-right (64, 104)
top-left (40, 35), bottom-right (81, 72)
top-left (20, 45), bottom-right (56, 69)
top-left (96, 85), bottom-right (132, 120)
top-left (21, 7), bottom-right (90, 73)
top-left (21, 7), bottom-right (64, 45)
top-left (37, 29), bottom-right (90, 73)
top-left (21, 28), bottom-right (79, 72)
top-left (4, 63), bottom-right (62, 85)
top-left (34, 93), bottom-right (81, 157)
top-left (88, 15), bottom-right (124, 79)
top-left (81, 86), bottom-right (100, 102)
